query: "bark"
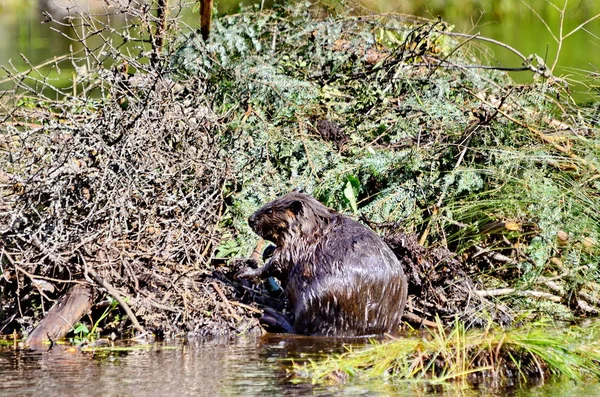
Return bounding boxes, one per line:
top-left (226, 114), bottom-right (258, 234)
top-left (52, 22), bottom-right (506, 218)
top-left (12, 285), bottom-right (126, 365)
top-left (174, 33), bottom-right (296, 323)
top-left (25, 284), bottom-right (93, 350)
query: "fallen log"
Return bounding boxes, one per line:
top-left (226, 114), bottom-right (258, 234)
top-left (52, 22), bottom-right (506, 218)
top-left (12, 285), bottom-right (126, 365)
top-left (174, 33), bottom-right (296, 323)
top-left (25, 284), bottom-right (93, 350)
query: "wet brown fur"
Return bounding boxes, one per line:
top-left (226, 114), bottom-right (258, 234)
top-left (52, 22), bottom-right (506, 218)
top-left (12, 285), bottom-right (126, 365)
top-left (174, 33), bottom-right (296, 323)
top-left (239, 192), bottom-right (408, 337)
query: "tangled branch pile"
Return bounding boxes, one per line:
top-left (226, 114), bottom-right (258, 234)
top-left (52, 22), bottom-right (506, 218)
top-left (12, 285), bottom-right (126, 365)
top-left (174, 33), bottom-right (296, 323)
top-left (0, 1), bottom-right (599, 338)
top-left (0, 1), bottom-right (233, 336)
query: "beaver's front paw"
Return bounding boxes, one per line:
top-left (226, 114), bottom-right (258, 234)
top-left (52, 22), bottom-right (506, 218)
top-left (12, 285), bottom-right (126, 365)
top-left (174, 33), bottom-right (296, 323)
top-left (234, 261), bottom-right (263, 281)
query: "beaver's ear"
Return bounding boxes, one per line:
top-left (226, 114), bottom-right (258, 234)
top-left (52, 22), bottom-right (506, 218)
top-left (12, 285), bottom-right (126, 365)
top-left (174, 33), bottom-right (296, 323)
top-left (289, 200), bottom-right (303, 215)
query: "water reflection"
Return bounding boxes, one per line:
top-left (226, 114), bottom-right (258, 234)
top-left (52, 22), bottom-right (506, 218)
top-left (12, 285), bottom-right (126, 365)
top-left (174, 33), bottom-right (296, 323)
top-left (1, 335), bottom-right (600, 396)
top-left (0, 336), bottom-right (367, 397)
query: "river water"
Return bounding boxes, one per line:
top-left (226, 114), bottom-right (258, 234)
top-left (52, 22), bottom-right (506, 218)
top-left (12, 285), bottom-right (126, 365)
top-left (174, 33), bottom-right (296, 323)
top-left (0, 336), bottom-right (411, 396)
top-left (1, 334), bottom-right (600, 396)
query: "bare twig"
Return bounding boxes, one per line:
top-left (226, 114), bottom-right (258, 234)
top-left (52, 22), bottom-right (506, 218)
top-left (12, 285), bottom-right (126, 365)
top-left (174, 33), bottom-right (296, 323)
top-left (476, 288), bottom-right (562, 303)
top-left (229, 300), bottom-right (262, 314)
top-left (0, 55), bottom-right (70, 85)
top-left (211, 282), bottom-right (242, 322)
top-left (86, 268), bottom-right (145, 334)
top-left (403, 312), bottom-right (439, 328)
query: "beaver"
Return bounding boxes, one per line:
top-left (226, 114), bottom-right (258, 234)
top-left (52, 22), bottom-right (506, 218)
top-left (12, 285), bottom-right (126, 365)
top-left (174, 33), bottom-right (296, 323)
top-left (236, 192), bottom-right (408, 337)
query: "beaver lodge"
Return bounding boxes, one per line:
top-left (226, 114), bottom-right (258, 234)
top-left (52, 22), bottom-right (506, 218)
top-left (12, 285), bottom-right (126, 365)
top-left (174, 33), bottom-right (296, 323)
top-left (0, 0), bottom-right (599, 387)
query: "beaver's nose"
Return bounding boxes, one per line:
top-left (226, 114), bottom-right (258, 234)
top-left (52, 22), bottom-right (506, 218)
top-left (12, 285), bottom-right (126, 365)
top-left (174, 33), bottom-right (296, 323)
top-left (248, 213), bottom-right (256, 228)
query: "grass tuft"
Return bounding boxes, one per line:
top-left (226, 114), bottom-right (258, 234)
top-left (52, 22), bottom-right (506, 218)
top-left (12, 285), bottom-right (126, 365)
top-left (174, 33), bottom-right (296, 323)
top-left (295, 320), bottom-right (600, 386)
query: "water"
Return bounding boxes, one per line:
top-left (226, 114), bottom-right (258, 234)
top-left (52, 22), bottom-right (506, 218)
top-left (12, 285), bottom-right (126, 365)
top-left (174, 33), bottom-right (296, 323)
top-left (1, 335), bottom-right (599, 396)
top-left (0, 335), bottom-right (403, 396)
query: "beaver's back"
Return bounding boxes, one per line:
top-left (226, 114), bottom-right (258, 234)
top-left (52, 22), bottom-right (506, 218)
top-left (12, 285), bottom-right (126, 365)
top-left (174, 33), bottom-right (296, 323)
top-left (286, 215), bottom-right (407, 336)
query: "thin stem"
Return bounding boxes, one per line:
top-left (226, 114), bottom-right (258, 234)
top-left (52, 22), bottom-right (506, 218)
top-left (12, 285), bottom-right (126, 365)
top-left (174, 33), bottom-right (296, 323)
top-left (562, 14), bottom-right (600, 40)
top-left (440, 31), bottom-right (529, 63)
top-left (522, 0), bottom-right (558, 43)
top-left (550, 0), bottom-right (569, 72)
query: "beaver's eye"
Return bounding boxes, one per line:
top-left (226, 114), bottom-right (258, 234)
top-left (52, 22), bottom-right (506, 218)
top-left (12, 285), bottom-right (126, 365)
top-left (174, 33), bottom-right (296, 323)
top-left (265, 208), bottom-right (273, 215)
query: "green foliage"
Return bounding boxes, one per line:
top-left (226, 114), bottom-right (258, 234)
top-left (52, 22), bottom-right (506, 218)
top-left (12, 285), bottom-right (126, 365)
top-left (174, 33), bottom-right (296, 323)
top-left (342, 175), bottom-right (360, 213)
top-left (72, 323), bottom-right (90, 340)
top-left (70, 298), bottom-right (119, 345)
top-left (173, 5), bottom-right (600, 293)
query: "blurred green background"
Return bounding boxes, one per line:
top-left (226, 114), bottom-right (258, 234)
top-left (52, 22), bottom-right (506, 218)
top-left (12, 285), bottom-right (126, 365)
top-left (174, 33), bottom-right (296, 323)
top-left (0, 0), bottom-right (598, 100)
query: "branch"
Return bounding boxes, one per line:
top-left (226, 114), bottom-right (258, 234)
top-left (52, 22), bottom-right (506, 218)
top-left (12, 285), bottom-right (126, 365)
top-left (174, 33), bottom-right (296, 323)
top-left (86, 268), bottom-right (145, 334)
top-left (475, 288), bottom-right (562, 302)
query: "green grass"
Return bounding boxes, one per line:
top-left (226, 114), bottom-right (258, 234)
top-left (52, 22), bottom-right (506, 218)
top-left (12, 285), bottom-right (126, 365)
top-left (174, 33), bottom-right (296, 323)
top-left (295, 320), bottom-right (600, 386)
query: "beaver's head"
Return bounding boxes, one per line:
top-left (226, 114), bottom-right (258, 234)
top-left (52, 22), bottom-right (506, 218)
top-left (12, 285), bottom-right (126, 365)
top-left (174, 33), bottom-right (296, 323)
top-left (248, 192), bottom-right (333, 246)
